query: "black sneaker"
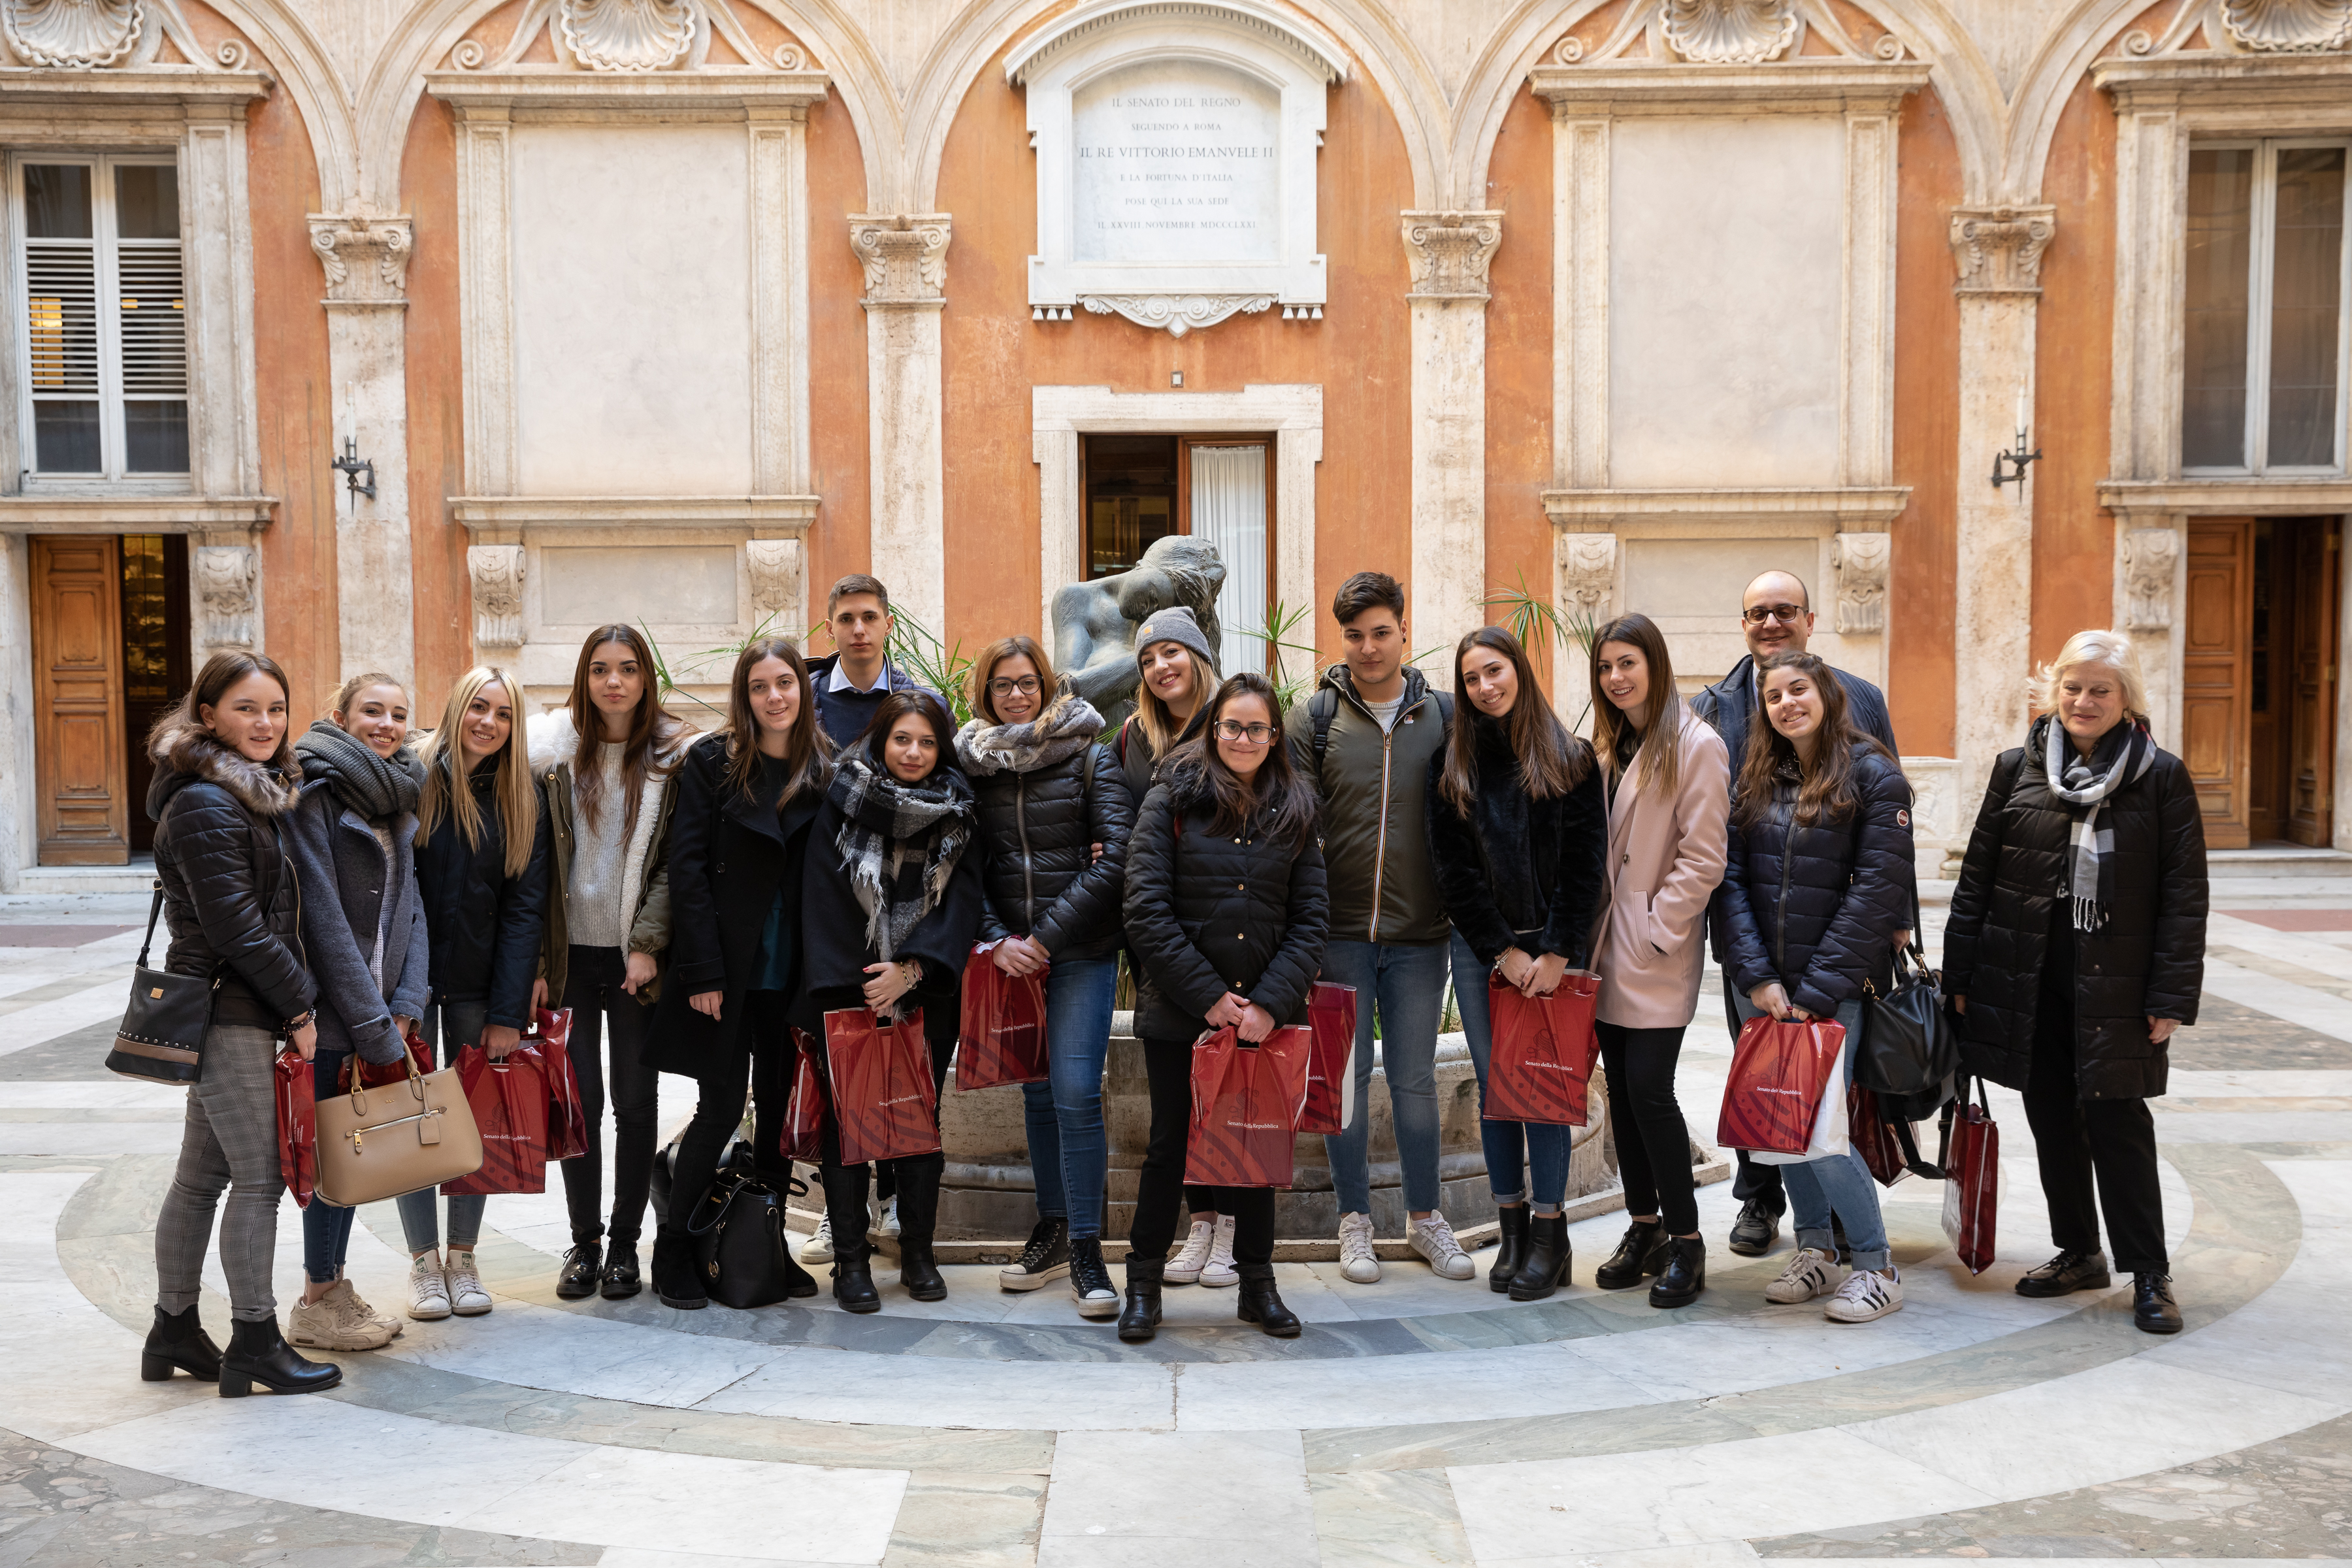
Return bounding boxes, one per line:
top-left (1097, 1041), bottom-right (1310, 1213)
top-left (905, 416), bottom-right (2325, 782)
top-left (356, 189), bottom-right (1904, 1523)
top-left (2132, 1272), bottom-right (2182, 1334)
top-left (557, 1241), bottom-right (602, 1299)
top-left (2015, 1247), bottom-right (2112, 1298)
top-left (998, 1217), bottom-right (1070, 1292)
top-left (1727, 1199), bottom-right (1781, 1257)
top-left (1069, 1237), bottom-right (1119, 1320)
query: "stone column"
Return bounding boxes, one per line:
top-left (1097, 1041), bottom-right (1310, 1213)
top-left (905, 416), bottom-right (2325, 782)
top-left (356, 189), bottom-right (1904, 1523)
top-left (309, 206), bottom-right (415, 685)
top-left (1402, 212), bottom-right (1502, 674)
top-left (851, 215), bottom-right (950, 639)
top-left (1949, 205), bottom-right (2055, 832)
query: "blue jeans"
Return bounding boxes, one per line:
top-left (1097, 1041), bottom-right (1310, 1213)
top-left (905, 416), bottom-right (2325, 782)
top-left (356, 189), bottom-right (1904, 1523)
top-left (1320, 938), bottom-right (1450, 1216)
top-left (1732, 993), bottom-right (1891, 1272)
top-left (1451, 931), bottom-right (1572, 1208)
top-left (301, 1049), bottom-right (357, 1284)
top-left (395, 1000), bottom-right (491, 1254)
top-left (1016, 956), bottom-right (1120, 1241)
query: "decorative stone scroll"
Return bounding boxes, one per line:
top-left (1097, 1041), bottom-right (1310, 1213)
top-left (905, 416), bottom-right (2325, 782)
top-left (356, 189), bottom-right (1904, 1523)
top-left (466, 545), bottom-right (527, 650)
top-left (1082, 294), bottom-right (1270, 336)
top-left (1558, 532), bottom-right (1618, 617)
top-left (1831, 532), bottom-right (1891, 635)
top-left (193, 545), bottom-right (256, 653)
top-left (1401, 212), bottom-right (1503, 302)
top-left (2121, 528), bottom-right (2181, 630)
top-left (851, 216), bottom-right (951, 306)
top-left (447, 0), bottom-right (810, 74)
top-left (745, 538), bottom-right (804, 628)
top-left (1949, 206), bottom-right (2058, 295)
top-left (308, 208), bottom-right (413, 305)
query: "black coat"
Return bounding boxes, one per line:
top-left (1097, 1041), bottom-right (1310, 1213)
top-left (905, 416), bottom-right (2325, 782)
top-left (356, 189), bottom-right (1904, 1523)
top-left (1711, 744), bottom-right (1916, 1017)
top-left (1112, 709), bottom-right (1208, 809)
top-left (145, 719), bottom-right (314, 1032)
top-left (966, 740), bottom-right (1134, 962)
top-left (650, 735), bottom-right (825, 1076)
top-left (1423, 715), bottom-right (1607, 970)
top-left (789, 798), bottom-right (985, 1036)
top-left (1121, 766), bottom-right (1330, 1041)
top-left (416, 759), bottom-right (553, 1033)
top-left (1942, 724), bottom-right (2208, 1101)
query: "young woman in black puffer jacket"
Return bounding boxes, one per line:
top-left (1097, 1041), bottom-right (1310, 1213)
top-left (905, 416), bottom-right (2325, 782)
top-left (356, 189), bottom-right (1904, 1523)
top-left (1118, 672), bottom-right (1328, 1342)
top-left (1712, 650), bottom-right (1916, 1326)
top-left (955, 637), bottom-right (1135, 1319)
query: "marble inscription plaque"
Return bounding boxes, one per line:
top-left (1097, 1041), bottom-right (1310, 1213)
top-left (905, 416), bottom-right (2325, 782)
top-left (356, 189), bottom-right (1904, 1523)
top-left (1071, 59), bottom-right (1279, 265)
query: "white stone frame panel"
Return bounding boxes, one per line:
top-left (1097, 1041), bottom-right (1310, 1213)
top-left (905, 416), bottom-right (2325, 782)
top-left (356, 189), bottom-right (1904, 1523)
top-left (1030, 384), bottom-right (1320, 641)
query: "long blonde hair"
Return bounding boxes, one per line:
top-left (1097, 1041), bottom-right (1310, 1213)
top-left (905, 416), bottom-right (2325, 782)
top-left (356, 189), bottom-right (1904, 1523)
top-left (417, 666), bottom-right (538, 878)
top-left (1134, 640), bottom-right (1220, 755)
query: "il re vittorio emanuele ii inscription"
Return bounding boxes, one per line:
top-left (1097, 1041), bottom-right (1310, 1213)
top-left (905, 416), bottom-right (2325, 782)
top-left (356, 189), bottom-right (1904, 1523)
top-left (1073, 63), bottom-right (1280, 264)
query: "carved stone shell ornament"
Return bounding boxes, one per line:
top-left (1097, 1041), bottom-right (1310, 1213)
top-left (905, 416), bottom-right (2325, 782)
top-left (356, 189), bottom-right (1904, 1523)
top-left (1658, 0), bottom-right (1801, 64)
top-left (558, 0), bottom-right (695, 72)
top-left (3, 0), bottom-right (144, 67)
top-left (2219, 0), bottom-right (2352, 52)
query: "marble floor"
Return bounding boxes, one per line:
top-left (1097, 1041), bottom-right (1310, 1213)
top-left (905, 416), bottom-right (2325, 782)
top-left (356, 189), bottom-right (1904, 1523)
top-left (3, 887), bottom-right (2349, 1567)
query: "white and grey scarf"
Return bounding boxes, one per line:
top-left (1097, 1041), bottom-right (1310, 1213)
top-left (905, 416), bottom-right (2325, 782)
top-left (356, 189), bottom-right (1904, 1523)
top-left (954, 691), bottom-right (1103, 778)
top-left (830, 752), bottom-right (975, 962)
top-left (2042, 715), bottom-right (2155, 933)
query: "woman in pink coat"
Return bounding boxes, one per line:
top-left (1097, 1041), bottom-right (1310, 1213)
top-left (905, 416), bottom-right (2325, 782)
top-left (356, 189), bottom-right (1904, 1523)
top-left (1586, 613), bottom-right (1730, 1308)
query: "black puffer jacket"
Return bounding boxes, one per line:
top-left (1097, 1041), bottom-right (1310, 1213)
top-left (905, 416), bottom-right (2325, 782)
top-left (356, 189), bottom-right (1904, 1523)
top-left (1122, 760), bottom-right (1329, 1041)
top-left (1424, 714), bottom-right (1608, 969)
top-left (416, 756), bottom-right (552, 1032)
top-left (1712, 743), bottom-right (1916, 1017)
top-left (1943, 719), bottom-right (2207, 1101)
top-left (958, 702), bottom-right (1134, 963)
top-left (146, 716), bottom-right (314, 1032)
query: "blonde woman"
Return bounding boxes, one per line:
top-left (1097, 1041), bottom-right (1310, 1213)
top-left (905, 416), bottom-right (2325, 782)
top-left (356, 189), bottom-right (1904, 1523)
top-left (1944, 630), bottom-right (2207, 1335)
top-left (396, 667), bottom-right (552, 1320)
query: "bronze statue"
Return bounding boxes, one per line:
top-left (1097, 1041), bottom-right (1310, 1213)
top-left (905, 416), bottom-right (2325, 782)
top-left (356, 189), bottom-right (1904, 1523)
top-left (1051, 536), bottom-right (1226, 729)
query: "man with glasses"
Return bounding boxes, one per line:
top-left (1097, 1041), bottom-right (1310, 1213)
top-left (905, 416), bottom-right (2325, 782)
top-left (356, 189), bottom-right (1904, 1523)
top-left (1693, 570), bottom-right (1907, 1258)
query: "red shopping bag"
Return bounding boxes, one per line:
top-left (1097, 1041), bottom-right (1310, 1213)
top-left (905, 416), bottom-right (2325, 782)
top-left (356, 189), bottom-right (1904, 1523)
top-left (527, 1009), bottom-right (587, 1161)
top-left (1716, 1015), bottom-right (1847, 1156)
top-left (1484, 970), bottom-right (1601, 1126)
top-left (956, 943), bottom-right (1050, 1092)
top-left (780, 1028), bottom-right (828, 1162)
top-left (338, 1029), bottom-right (434, 1092)
top-left (1296, 981), bottom-right (1358, 1135)
top-left (1941, 1081), bottom-right (2000, 1275)
top-left (441, 1043), bottom-right (553, 1196)
top-left (1186, 1025), bottom-right (1312, 1188)
top-left (1848, 1085), bottom-right (1909, 1188)
top-left (822, 1007), bottom-right (942, 1166)
top-left (273, 1047), bottom-right (318, 1209)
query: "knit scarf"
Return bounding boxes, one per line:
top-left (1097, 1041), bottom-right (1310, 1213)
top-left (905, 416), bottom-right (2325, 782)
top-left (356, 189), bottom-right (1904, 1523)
top-left (829, 751), bottom-right (975, 962)
top-left (955, 691), bottom-right (1104, 777)
top-left (295, 719), bottom-right (423, 821)
top-left (2040, 713), bottom-right (2154, 933)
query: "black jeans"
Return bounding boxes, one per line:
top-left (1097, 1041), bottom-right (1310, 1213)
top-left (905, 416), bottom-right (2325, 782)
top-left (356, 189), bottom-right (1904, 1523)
top-left (1597, 1021), bottom-right (1697, 1235)
top-left (666, 990), bottom-right (798, 1233)
top-left (2025, 987), bottom-right (2168, 1273)
top-left (559, 944), bottom-right (662, 1247)
top-left (1129, 1035), bottom-right (1274, 1266)
top-left (1722, 973), bottom-right (1786, 1213)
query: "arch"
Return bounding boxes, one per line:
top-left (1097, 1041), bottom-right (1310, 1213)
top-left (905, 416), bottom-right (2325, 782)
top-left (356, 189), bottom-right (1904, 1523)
top-left (2002, 0), bottom-right (2173, 203)
top-left (188, 0), bottom-right (361, 210)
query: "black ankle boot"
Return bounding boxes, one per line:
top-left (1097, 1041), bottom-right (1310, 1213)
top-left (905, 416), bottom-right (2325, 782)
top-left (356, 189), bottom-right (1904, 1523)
top-left (1235, 1264), bottom-right (1301, 1338)
top-left (142, 1303), bottom-right (221, 1382)
top-left (600, 1239), bottom-right (642, 1299)
top-left (557, 1240), bottom-right (602, 1299)
top-left (895, 1162), bottom-right (946, 1301)
top-left (1509, 1214), bottom-right (1572, 1302)
top-left (1648, 1235), bottom-right (1706, 1308)
top-left (2132, 1272), bottom-right (2182, 1334)
top-left (1119, 1256), bottom-right (1164, 1342)
top-left (651, 1230), bottom-right (706, 1310)
top-left (832, 1245), bottom-right (881, 1314)
top-left (1488, 1205), bottom-right (1531, 1294)
top-left (219, 1315), bottom-right (340, 1397)
top-left (898, 1241), bottom-right (946, 1301)
top-left (1593, 1219), bottom-right (1669, 1290)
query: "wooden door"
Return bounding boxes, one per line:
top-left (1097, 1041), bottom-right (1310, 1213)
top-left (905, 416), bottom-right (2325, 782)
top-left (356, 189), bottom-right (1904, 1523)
top-left (2287, 518), bottom-right (2340, 845)
top-left (30, 536), bottom-right (131, 864)
top-left (2182, 519), bottom-right (2254, 849)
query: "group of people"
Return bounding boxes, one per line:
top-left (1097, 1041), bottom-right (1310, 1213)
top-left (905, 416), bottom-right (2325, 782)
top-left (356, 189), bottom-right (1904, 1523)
top-left (136, 561), bottom-right (2207, 1396)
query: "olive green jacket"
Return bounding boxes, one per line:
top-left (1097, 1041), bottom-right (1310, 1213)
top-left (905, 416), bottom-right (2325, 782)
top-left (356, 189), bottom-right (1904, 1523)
top-left (526, 709), bottom-right (687, 1003)
top-left (1287, 663), bottom-right (1452, 946)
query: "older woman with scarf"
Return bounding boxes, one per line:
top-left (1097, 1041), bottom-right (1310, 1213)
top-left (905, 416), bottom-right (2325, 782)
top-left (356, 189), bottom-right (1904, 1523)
top-left (284, 673), bottom-right (431, 1354)
top-left (956, 638), bottom-right (1134, 1318)
top-left (1945, 630), bottom-right (2206, 1334)
top-left (794, 689), bottom-right (983, 1313)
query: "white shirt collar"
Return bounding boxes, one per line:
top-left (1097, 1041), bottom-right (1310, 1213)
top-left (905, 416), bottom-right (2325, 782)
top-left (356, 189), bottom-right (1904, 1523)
top-left (829, 659), bottom-right (888, 695)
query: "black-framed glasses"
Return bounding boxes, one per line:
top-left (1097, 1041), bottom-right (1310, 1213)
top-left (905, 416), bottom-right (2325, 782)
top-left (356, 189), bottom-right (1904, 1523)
top-left (1742, 603), bottom-right (1808, 626)
top-left (987, 676), bottom-right (1043, 697)
top-left (1215, 720), bottom-right (1277, 745)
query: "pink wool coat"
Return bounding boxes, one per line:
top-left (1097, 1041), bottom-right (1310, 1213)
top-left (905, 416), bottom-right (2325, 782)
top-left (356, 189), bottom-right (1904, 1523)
top-left (1593, 708), bottom-right (1731, 1029)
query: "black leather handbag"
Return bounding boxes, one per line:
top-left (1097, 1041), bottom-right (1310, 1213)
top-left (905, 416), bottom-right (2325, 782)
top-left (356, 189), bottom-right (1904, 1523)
top-left (1858, 941), bottom-right (1959, 1122)
top-left (655, 1133), bottom-right (819, 1309)
top-left (106, 882), bottom-right (216, 1085)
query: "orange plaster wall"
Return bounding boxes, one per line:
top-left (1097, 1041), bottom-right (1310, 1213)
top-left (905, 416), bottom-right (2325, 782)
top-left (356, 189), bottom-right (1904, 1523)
top-left (402, 97), bottom-right (470, 714)
top-left (1887, 84), bottom-right (1962, 757)
top-left (802, 61), bottom-right (872, 621)
top-left (1483, 85), bottom-right (1558, 698)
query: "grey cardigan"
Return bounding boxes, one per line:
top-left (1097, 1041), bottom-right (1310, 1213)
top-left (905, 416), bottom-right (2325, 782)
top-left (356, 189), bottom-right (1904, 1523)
top-left (286, 780), bottom-right (430, 1064)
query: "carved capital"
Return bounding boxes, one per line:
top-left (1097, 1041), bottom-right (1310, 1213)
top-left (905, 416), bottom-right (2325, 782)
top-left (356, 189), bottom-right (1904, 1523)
top-left (1558, 531), bottom-right (1618, 618)
top-left (2121, 528), bottom-right (2180, 630)
top-left (745, 538), bottom-right (804, 628)
top-left (308, 208), bottom-right (414, 304)
top-left (1401, 210), bottom-right (1503, 302)
top-left (1949, 204), bottom-right (2056, 295)
top-left (1831, 531), bottom-right (1891, 635)
top-left (193, 544), bottom-right (256, 653)
top-left (851, 214), bottom-right (950, 306)
top-left (466, 544), bottom-right (526, 650)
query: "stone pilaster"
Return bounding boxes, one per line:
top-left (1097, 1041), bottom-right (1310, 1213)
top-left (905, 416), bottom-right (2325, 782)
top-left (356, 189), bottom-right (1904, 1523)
top-left (852, 215), bottom-right (951, 638)
top-left (1402, 211), bottom-right (1501, 674)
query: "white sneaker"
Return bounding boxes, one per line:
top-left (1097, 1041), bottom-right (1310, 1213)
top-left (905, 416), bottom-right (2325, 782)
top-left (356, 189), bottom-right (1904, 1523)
top-left (291, 1286), bottom-right (395, 1351)
top-left (1825, 1266), bottom-right (1904, 1322)
top-left (329, 1277), bottom-right (401, 1340)
top-left (1166, 1218), bottom-right (1215, 1284)
top-left (1199, 1215), bottom-right (1239, 1288)
top-left (446, 1249), bottom-right (493, 1316)
top-left (1765, 1247), bottom-right (1840, 1305)
top-left (1409, 1213), bottom-right (1475, 1281)
top-left (801, 1213), bottom-right (836, 1264)
top-left (1337, 1212), bottom-right (1381, 1284)
top-left (406, 1252), bottom-right (452, 1320)
top-left (877, 1198), bottom-right (901, 1239)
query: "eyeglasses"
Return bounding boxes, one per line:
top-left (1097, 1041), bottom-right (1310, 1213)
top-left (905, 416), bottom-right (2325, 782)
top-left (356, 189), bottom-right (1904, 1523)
top-left (987, 676), bottom-right (1042, 697)
top-left (1215, 720), bottom-right (1277, 745)
top-left (1742, 604), bottom-right (1808, 627)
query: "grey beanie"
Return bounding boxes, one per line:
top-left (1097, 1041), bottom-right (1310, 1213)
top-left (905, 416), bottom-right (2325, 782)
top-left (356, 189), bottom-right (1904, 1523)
top-left (1133, 606), bottom-right (1219, 676)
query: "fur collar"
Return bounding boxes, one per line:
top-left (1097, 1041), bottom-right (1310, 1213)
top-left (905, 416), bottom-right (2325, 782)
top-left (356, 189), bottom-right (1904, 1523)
top-left (148, 715), bottom-right (301, 817)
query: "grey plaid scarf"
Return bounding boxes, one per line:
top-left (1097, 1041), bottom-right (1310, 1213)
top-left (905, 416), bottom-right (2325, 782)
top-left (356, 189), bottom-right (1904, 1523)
top-left (2040, 715), bottom-right (2154, 933)
top-left (829, 752), bottom-right (975, 962)
top-left (295, 719), bottom-right (423, 821)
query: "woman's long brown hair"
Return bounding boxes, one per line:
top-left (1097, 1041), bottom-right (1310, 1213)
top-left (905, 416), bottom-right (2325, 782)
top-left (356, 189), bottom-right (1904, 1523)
top-left (1133, 639), bottom-right (1219, 756)
top-left (417, 666), bottom-right (538, 877)
top-left (564, 624), bottom-right (685, 840)
top-left (721, 638), bottom-right (830, 812)
top-left (1162, 673), bottom-right (1318, 851)
top-left (1439, 626), bottom-right (1592, 817)
top-left (1589, 612), bottom-right (1686, 801)
top-left (1734, 650), bottom-right (1889, 827)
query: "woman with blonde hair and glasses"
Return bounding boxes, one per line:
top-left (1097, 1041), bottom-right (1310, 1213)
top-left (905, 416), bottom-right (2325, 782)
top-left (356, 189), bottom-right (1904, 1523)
top-left (1944, 630), bottom-right (2206, 1334)
top-left (397, 666), bottom-right (551, 1320)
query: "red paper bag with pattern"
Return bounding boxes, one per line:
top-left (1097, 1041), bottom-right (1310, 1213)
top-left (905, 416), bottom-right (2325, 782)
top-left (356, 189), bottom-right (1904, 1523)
top-left (822, 1007), bottom-right (942, 1166)
top-left (1484, 969), bottom-right (1602, 1126)
top-left (1848, 1085), bottom-right (1911, 1188)
top-left (956, 943), bottom-right (1050, 1092)
top-left (338, 1030), bottom-right (434, 1092)
top-left (1296, 981), bottom-right (1358, 1135)
top-left (441, 1043), bottom-right (553, 1196)
top-left (527, 1007), bottom-right (588, 1161)
top-left (1185, 1025), bottom-right (1312, 1189)
top-left (781, 1028), bottom-right (828, 1162)
top-left (1941, 1080), bottom-right (2000, 1275)
top-left (273, 1046), bottom-right (318, 1209)
top-left (1716, 1015), bottom-right (1846, 1156)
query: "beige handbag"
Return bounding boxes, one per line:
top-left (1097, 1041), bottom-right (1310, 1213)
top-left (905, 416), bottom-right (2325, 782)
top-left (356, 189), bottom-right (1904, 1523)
top-left (314, 1051), bottom-right (483, 1207)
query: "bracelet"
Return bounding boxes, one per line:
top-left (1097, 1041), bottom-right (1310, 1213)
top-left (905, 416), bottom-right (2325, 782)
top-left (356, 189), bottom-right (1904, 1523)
top-left (282, 1010), bottom-right (314, 1035)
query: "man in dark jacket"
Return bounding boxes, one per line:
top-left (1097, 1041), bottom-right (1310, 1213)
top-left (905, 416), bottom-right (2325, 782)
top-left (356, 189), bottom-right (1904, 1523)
top-left (806, 574), bottom-right (943, 749)
top-left (1691, 570), bottom-right (1908, 1257)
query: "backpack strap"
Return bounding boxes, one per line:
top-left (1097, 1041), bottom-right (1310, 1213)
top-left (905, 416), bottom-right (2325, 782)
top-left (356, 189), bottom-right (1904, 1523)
top-left (1309, 687), bottom-right (1339, 772)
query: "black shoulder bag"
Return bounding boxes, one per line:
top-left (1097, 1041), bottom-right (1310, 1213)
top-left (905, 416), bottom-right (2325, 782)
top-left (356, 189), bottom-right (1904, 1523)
top-left (1858, 940), bottom-right (1959, 1122)
top-left (106, 880), bottom-right (216, 1085)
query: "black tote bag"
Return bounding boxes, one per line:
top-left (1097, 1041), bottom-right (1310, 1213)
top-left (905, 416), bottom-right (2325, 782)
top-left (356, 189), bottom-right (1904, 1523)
top-left (1857, 941), bottom-right (1959, 1120)
top-left (106, 883), bottom-right (216, 1085)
